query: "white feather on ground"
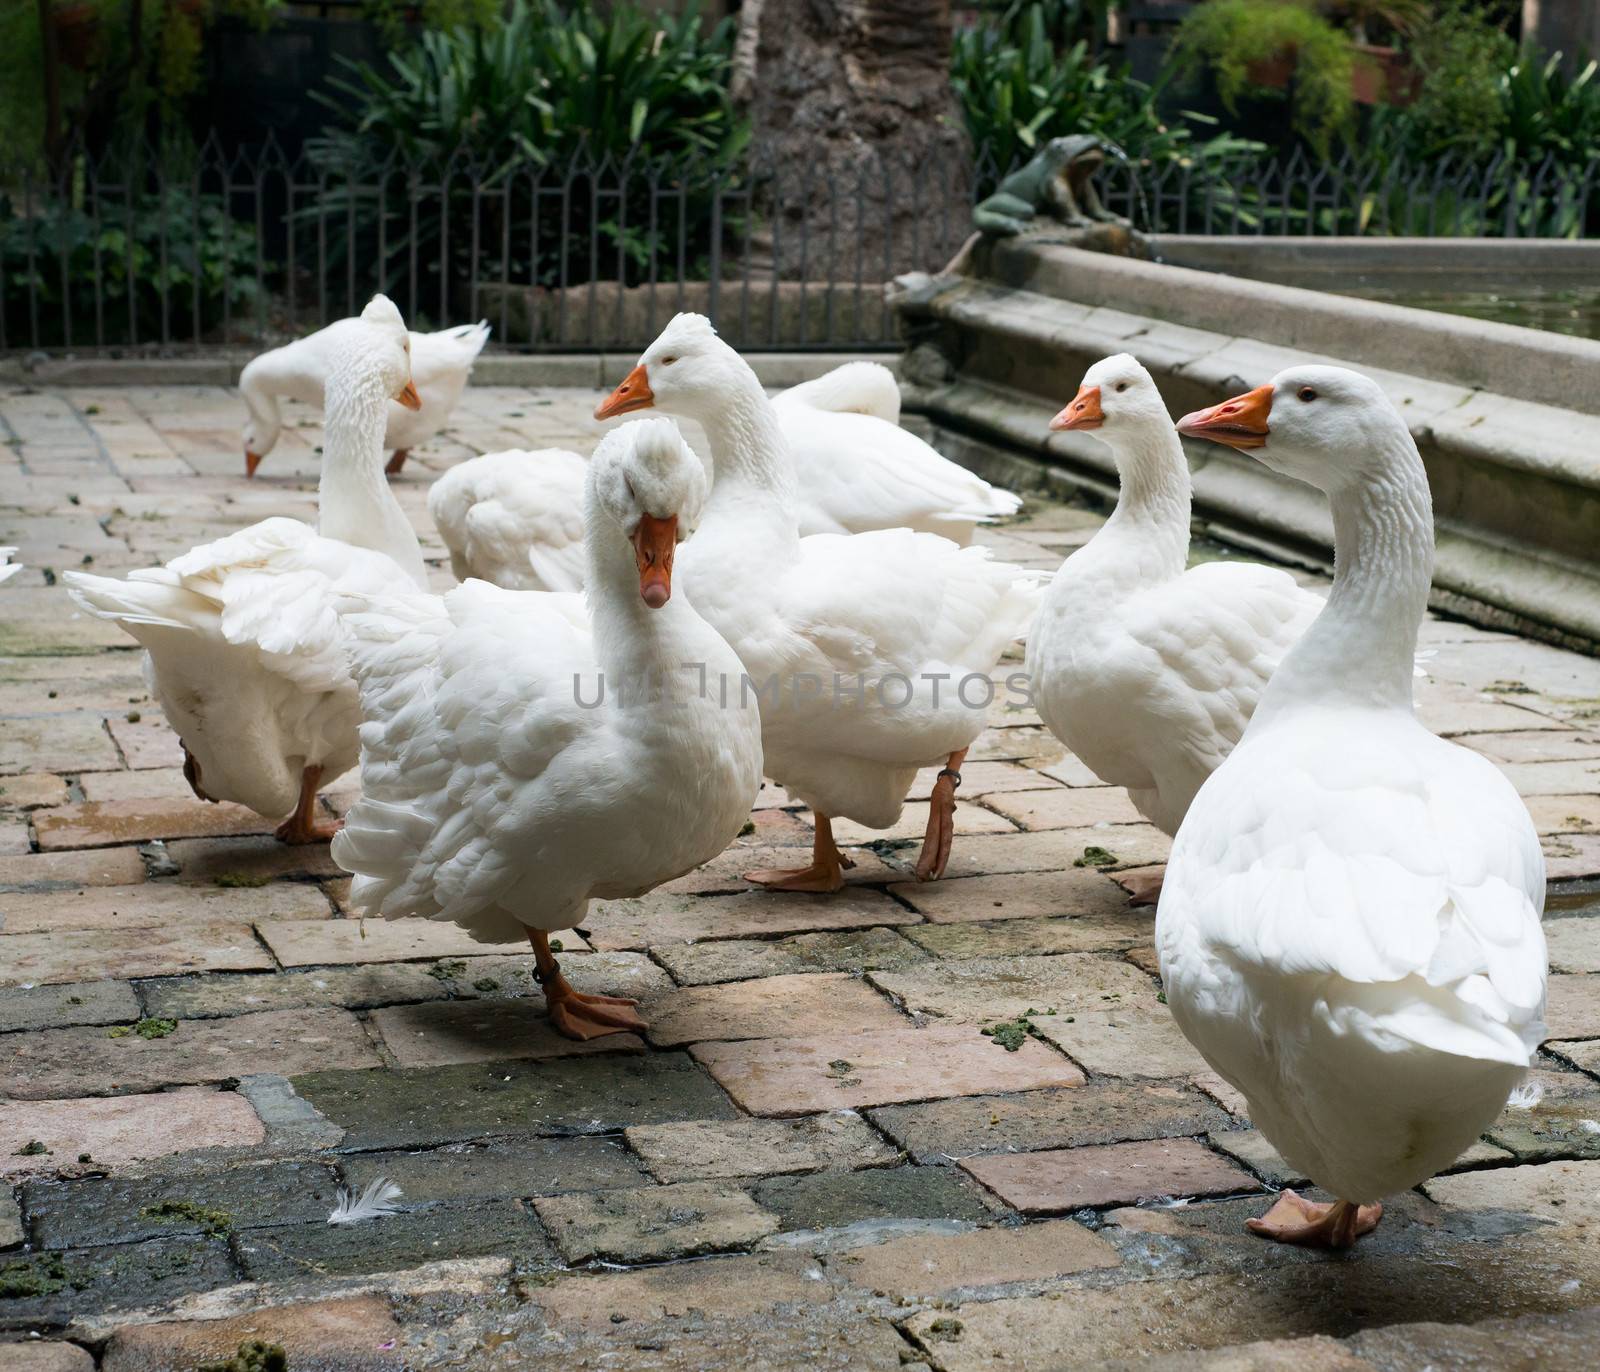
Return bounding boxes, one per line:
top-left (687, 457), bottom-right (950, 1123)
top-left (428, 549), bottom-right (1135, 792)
top-left (327, 1176), bottom-right (404, 1225)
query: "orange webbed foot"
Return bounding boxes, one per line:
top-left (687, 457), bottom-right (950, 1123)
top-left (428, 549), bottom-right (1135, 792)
top-left (1245, 1190), bottom-right (1383, 1249)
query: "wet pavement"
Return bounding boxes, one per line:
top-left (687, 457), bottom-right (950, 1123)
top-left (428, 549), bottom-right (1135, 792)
top-left (2, 380), bottom-right (1599, 1368)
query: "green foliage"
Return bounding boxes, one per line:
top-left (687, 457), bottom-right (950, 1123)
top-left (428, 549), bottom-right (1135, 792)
top-left (1395, 2), bottom-right (1515, 157)
top-left (2, 181), bottom-right (266, 348)
top-left (1498, 51), bottom-right (1600, 166)
top-left (1171, 0), bottom-right (1360, 151)
top-left (306, 0), bottom-right (748, 296)
top-left (952, 3), bottom-right (1263, 184)
top-left (315, 0), bottom-right (746, 173)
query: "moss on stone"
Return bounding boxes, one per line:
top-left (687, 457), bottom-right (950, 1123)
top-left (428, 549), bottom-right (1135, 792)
top-left (197, 1339), bottom-right (289, 1372)
top-left (139, 1198), bottom-right (232, 1238)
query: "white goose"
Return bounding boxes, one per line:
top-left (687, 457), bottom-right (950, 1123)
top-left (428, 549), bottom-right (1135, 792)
top-left (1028, 354), bottom-right (1321, 903)
top-left (331, 417), bottom-right (762, 1039)
top-left (428, 362), bottom-right (1021, 593)
top-left (595, 315), bottom-right (1039, 892)
top-left (0, 549), bottom-right (20, 585)
top-left (66, 296), bottom-right (429, 842)
top-left (242, 319), bottom-right (490, 477)
top-left (1159, 366), bottom-right (1546, 1248)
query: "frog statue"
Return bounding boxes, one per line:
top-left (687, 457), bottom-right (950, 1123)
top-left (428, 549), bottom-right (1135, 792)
top-left (973, 134), bottom-right (1127, 237)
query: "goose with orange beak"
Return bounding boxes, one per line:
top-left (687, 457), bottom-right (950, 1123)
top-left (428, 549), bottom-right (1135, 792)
top-left (241, 318), bottom-right (489, 479)
top-left (595, 314), bottom-right (1040, 894)
top-left (1025, 354), bottom-right (1322, 906)
top-left (67, 294), bottom-right (429, 846)
top-left (1157, 364), bottom-right (1546, 1249)
top-left (330, 416), bottom-right (761, 1041)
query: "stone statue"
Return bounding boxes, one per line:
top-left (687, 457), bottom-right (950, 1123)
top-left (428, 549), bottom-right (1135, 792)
top-left (973, 135), bottom-right (1127, 236)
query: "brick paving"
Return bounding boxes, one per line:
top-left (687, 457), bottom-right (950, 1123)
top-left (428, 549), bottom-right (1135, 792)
top-left (1, 379), bottom-right (1599, 1368)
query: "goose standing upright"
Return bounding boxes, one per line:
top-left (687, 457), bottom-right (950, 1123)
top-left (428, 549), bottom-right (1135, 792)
top-left (66, 296), bottom-right (430, 842)
top-left (595, 315), bottom-right (1039, 892)
top-left (1028, 354), bottom-right (1321, 903)
top-left (242, 319), bottom-right (490, 477)
top-left (332, 417), bottom-right (762, 1038)
top-left (1159, 366), bottom-right (1546, 1248)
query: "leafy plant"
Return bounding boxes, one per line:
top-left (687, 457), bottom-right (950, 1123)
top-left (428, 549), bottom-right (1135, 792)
top-left (305, 0), bottom-right (747, 302)
top-left (951, 3), bottom-right (1264, 192)
top-left (2, 180), bottom-right (267, 348)
top-left (1171, 0), bottom-right (1362, 151)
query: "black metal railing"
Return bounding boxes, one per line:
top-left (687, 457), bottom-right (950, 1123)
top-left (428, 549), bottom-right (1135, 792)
top-left (4, 136), bottom-right (1595, 356)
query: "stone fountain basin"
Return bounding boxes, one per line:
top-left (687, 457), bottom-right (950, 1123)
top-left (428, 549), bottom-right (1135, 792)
top-left (890, 238), bottom-right (1600, 651)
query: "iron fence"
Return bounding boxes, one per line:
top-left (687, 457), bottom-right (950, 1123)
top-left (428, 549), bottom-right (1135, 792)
top-left (3, 136), bottom-right (1596, 356)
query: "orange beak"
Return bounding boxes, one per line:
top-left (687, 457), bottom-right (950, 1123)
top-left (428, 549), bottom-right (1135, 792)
top-left (396, 380), bottom-right (422, 411)
top-left (632, 512), bottom-right (677, 608)
top-left (1050, 384), bottom-right (1104, 432)
top-left (595, 364), bottom-right (655, 421)
top-left (244, 449), bottom-right (263, 478)
top-left (1176, 383), bottom-right (1274, 451)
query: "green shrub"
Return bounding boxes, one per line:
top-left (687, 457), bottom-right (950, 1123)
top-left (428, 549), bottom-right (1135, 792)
top-left (305, 0), bottom-right (747, 300)
top-left (1171, 0), bottom-right (1360, 151)
top-left (1, 182), bottom-right (266, 349)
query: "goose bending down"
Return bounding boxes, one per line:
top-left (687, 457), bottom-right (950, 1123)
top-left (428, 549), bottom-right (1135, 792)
top-left (331, 417), bottom-right (762, 1039)
top-left (242, 319), bottom-right (490, 478)
top-left (1028, 354), bottom-right (1322, 904)
top-left (67, 296), bottom-right (430, 842)
top-left (1159, 366), bottom-right (1546, 1248)
top-left (595, 315), bottom-right (1039, 893)
top-left (429, 362), bottom-right (1021, 593)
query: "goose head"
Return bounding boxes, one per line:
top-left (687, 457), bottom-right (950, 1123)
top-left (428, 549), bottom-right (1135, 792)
top-left (589, 416), bottom-right (702, 608)
top-left (1176, 365), bottom-right (1404, 494)
top-left (243, 295), bottom-right (420, 476)
top-left (1051, 353), bottom-right (1170, 443)
top-left (594, 313), bottom-right (742, 426)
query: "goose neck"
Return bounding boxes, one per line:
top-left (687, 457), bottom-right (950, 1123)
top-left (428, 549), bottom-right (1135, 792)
top-left (1259, 443), bottom-right (1433, 717)
top-left (695, 375), bottom-right (798, 538)
top-left (316, 363), bottom-right (427, 589)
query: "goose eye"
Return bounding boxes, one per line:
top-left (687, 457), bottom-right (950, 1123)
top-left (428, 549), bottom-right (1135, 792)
top-left (1297, 386), bottom-right (1318, 403)
top-left (660, 355), bottom-right (678, 366)
top-left (1115, 382), bottom-right (1128, 393)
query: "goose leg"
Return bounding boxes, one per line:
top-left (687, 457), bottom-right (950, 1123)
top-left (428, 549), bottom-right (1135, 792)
top-left (1245, 1189), bottom-right (1383, 1249)
top-left (915, 748), bottom-right (967, 881)
top-left (384, 449), bottom-right (409, 477)
top-left (273, 765), bottom-right (342, 845)
top-left (745, 814), bottom-right (848, 894)
top-left (530, 929), bottom-right (647, 1040)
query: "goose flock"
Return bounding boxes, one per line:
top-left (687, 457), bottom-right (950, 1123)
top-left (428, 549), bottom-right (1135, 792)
top-left (62, 295), bottom-right (1546, 1253)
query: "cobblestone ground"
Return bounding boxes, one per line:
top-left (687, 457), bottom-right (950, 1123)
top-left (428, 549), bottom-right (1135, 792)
top-left (2, 381), bottom-right (1600, 1370)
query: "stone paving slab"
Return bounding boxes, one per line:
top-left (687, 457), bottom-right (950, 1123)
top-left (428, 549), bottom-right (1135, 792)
top-left (753, 1164), bottom-right (995, 1231)
top-left (292, 1052), bottom-right (739, 1150)
top-left (889, 868), bottom-right (1137, 925)
top-left (582, 887), bottom-right (920, 950)
top-left (691, 1024), bottom-right (1085, 1115)
top-left (649, 926), bottom-right (929, 986)
top-left (829, 1216), bottom-right (1119, 1297)
top-left (869, 1081), bottom-right (1234, 1164)
top-left (644, 971), bottom-right (906, 1047)
top-left (97, 1296), bottom-right (403, 1372)
top-left (1, 922), bottom-right (274, 987)
top-left (1, 880), bottom-right (332, 934)
top-left (1, 1007), bottom-right (380, 1099)
top-left (625, 1113), bottom-right (897, 1183)
top-left (255, 915), bottom-right (587, 966)
top-left (535, 1180), bottom-right (779, 1263)
top-left (369, 999), bottom-right (645, 1065)
top-left (0, 1088), bottom-right (265, 1178)
top-left (960, 1137), bottom-right (1260, 1211)
top-left (3, 382), bottom-right (1599, 1368)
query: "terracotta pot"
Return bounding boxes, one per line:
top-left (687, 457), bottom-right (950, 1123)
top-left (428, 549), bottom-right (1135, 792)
top-left (1245, 52), bottom-right (1295, 90)
top-left (1353, 43), bottom-right (1420, 108)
